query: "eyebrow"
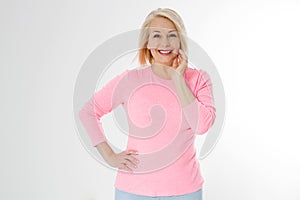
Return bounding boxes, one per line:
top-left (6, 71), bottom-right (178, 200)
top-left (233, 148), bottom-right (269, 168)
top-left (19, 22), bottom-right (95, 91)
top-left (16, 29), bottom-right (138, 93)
top-left (152, 30), bottom-right (177, 33)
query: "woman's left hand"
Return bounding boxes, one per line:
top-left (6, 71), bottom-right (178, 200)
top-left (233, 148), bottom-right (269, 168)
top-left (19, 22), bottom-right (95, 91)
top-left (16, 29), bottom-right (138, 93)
top-left (168, 49), bottom-right (188, 78)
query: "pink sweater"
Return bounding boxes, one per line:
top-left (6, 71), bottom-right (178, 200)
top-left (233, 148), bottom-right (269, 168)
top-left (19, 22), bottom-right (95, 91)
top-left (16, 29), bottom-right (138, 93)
top-left (79, 65), bottom-right (216, 197)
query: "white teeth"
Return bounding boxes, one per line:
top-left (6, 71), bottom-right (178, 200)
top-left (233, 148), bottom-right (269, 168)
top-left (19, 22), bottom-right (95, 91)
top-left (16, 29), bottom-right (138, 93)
top-left (159, 50), bottom-right (172, 54)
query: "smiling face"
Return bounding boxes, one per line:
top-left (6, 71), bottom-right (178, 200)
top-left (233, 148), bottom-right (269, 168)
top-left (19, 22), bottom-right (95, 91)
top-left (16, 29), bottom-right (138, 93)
top-left (147, 17), bottom-right (181, 67)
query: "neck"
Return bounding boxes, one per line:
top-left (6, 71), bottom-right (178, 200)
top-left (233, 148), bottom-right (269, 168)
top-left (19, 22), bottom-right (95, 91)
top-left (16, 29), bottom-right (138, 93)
top-left (151, 63), bottom-right (172, 80)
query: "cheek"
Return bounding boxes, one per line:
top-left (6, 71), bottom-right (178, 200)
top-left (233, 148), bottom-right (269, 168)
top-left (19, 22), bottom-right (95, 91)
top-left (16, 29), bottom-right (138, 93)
top-left (170, 38), bottom-right (181, 48)
top-left (147, 38), bottom-right (159, 49)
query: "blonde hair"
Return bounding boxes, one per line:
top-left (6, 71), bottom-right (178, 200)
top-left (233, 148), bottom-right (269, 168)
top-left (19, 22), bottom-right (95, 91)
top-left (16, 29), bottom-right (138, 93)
top-left (138, 8), bottom-right (188, 65)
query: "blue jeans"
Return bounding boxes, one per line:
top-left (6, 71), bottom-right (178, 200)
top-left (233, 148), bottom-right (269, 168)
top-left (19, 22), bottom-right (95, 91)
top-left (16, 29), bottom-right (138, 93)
top-left (115, 188), bottom-right (202, 200)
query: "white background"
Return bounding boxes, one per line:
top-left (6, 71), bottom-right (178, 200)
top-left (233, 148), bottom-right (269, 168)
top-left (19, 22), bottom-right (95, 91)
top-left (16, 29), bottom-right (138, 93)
top-left (1, 0), bottom-right (300, 199)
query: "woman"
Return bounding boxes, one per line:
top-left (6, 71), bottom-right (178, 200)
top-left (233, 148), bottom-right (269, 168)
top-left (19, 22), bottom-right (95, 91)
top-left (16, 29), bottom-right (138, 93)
top-left (79, 8), bottom-right (216, 200)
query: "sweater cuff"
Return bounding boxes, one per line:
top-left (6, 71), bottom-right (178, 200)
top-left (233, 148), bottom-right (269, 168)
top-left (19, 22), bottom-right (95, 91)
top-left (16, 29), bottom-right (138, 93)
top-left (182, 98), bottom-right (200, 131)
top-left (182, 98), bottom-right (198, 110)
top-left (92, 137), bottom-right (107, 147)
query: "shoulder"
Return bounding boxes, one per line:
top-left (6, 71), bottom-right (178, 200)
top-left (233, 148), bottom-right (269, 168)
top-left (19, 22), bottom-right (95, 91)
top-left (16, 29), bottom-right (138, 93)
top-left (125, 65), bottom-right (151, 79)
top-left (184, 66), bottom-right (210, 82)
top-left (106, 66), bottom-right (150, 86)
top-left (184, 67), bottom-right (212, 90)
top-left (112, 66), bottom-right (144, 79)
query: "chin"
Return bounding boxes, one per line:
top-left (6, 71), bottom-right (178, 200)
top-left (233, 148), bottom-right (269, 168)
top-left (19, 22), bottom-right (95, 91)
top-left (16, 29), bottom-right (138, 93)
top-left (156, 63), bottom-right (172, 67)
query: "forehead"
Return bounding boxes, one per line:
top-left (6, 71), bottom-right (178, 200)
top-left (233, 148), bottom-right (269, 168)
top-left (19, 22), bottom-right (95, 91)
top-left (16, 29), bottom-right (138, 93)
top-left (149, 17), bottom-right (177, 32)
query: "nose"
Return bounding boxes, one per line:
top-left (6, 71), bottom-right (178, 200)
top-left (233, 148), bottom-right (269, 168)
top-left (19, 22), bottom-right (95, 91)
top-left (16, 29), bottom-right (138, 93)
top-left (160, 36), bottom-right (170, 47)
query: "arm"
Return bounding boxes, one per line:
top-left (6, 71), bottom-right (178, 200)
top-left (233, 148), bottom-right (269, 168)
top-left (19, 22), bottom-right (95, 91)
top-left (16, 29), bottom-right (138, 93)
top-left (171, 74), bottom-right (195, 107)
top-left (78, 70), bottom-right (139, 171)
top-left (78, 95), bottom-right (108, 147)
top-left (172, 69), bottom-right (216, 135)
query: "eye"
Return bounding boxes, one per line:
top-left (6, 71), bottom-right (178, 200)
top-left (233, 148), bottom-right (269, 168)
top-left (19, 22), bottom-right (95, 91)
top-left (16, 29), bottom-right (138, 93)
top-left (153, 34), bottom-right (160, 38)
top-left (169, 33), bottom-right (177, 37)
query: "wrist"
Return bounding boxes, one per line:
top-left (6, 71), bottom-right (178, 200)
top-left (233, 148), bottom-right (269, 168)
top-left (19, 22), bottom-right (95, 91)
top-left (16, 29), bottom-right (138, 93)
top-left (171, 73), bottom-right (185, 84)
top-left (96, 142), bottom-right (116, 161)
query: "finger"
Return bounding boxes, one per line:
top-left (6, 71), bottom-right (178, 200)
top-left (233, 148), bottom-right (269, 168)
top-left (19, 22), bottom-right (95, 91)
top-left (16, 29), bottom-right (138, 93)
top-left (178, 54), bottom-right (187, 64)
top-left (121, 150), bottom-right (136, 156)
top-left (178, 49), bottom-right (185, 57)
top-left (125, 155), bottom-right (140, 166)
top-left (172, 48), bottom-right (179, 56)
top-left (127, 151), bottom-right (139, 155)
top-left (119, 163), bottom-right (132, 172)
top-left (179, 49), bottom-right (188, 62)
top-left (123, 159), bottom-right (138, 169)
top-left (123, 156), bottom-right (138, 168)
top-left (120, 158), bottom-right (137, 170)
top-left (172, 57), bottom-right (178, 69)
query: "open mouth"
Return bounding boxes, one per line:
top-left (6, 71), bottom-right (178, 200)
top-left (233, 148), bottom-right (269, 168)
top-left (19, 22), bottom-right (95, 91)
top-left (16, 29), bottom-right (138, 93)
top-left (158, 50), bottom-right (173, 56)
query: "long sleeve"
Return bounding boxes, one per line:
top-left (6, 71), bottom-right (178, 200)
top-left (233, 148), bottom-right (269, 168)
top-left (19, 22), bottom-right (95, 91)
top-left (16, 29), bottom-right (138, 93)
top-left (78, 70), bottom-right (128, 147)
top-left (182, 69), bottom-right (216, 135)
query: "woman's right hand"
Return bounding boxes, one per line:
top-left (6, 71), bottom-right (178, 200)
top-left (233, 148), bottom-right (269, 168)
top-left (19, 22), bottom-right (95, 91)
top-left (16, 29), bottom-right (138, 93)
top-left (95, 142), bottom-right (139, 172)
top-left (107, 150), bottom-right (139, 172)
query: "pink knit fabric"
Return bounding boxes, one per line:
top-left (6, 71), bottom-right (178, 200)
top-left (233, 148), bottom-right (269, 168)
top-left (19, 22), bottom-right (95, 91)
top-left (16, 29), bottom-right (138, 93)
top-left (79, 65), bottom-right (216, 197)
